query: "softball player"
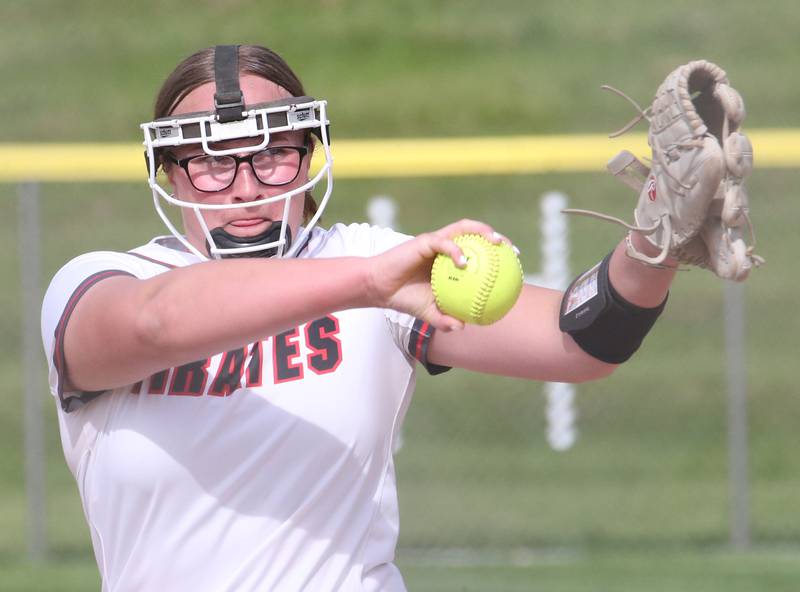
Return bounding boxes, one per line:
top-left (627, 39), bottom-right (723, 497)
top-left (42, 44), bottom-right (685, 591)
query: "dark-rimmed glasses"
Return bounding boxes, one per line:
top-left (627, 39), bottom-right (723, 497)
top-left (164, 146), bottom-right (309, 192)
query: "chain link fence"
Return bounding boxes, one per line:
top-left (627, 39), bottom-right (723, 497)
top-left (3, 167), bottom-right (798, 566)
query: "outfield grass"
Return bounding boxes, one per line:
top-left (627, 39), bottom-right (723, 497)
top-left (3, 549), bottom-right (800, 592)
top-left (2, 0), bottom-right (799, 589)
top-left (3, 0), bottom-right (800, 142)
top-left (401, 548), bottom-right (800, 592)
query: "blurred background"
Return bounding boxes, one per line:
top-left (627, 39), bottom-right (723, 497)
top-left (1, 1), bottom-right (798, 590)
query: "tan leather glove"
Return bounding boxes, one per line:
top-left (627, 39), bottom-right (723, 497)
top-left (567, 60), bottom-right (763, 281)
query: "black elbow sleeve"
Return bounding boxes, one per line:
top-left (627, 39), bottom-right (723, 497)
top-left (559, 253), bottom-right (667, 364)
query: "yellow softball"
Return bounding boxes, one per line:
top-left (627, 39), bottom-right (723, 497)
top-left (430, 233), bottom-right (524, 325)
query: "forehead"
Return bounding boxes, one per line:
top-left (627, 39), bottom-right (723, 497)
top-left (172, 74), bottom-right (293, 116)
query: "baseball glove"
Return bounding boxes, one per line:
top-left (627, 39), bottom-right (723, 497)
top-left (566, 59), bottom-right (763, 281)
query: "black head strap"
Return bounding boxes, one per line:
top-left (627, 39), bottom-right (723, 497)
top-left (214, 45), bottom-right (245, 123)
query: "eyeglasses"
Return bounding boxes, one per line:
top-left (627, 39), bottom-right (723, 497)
top-left (164, 146), bottom-right (309, 192)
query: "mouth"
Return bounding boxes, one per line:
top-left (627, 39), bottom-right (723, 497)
top-left (229, 218), bottom-right (268, 228)
top-left (225, 218), bottom-right (272, 236)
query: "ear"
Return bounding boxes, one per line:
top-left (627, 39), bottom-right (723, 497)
top-left (305, 132), bottom-right (316, 157)
top-left (162, 160), bottom-right (178, 188)
top-left (303, 138), bottom-right (316, 179)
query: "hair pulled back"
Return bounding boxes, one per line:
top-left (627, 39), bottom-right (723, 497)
top-left (154, 45), bottom-right (306, 119)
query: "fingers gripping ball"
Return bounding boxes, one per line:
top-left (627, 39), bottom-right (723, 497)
top-left (431, 234), bottom-right (524, 325)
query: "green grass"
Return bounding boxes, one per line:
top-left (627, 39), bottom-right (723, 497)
top-left (2, 0), bottom-right (800, 142)
top-left (400, 548), bottom-right (800, 592)
top-left (3, 549), bottom-right (800, 591)
top-left (2, 0), bottom-right (800, 589)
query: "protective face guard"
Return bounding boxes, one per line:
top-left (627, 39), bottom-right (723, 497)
top-left (140, 95), bottom-right (333, 259)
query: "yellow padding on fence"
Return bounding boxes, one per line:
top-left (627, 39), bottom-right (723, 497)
top-left (1, 129), bottom-right (797, 182)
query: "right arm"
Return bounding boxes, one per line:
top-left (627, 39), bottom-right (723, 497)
top-left (63, 219), bottom-right (493, 392)
top-left (66, 257), bottom-right (371, 391)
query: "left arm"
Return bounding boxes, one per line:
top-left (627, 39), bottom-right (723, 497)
top-left (427, 231), bottom-right (675, 382)
top-left (425, 59), bottom-right (763, 381)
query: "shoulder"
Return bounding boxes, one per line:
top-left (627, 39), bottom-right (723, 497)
top-left (40, 249), bottom-right (143, 361)
top-left (42, 249), bottom-right (141, 320)
top-left (304, 223), bottom-right (413, 258)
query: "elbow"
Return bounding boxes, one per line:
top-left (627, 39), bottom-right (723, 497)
top-left (133, 290), bottom-right (174, 353)
top-left (586, 359), bottom-right (618, 382)
top-left (559, 333), bottom-right (620, 383)
top-left (567, 357), bottom-right (618, 384)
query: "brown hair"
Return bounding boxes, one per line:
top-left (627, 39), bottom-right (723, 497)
top-left (154, 45), bottom-right (318, 221)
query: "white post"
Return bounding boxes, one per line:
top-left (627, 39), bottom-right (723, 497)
top-left (369, 192), bottom-right (578, 452)
top-left (526, 192), bottom-right (577, 451)
top-left (724, 281), bottom-right (750, 549)
top-left (367, 195), bottom-right (399, 229)
top-left (366, 195), bottom-right (405, 453)
top-left (18, 182), bottom-right (48, 560)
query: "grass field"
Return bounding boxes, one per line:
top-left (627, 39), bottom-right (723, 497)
top-left (4, 549), bottom-right (800, 592)
top-left (2, 0), bottom-right (800, 589)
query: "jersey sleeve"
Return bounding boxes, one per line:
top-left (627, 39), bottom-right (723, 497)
top-left (41, 251), bottom-right (145, 412)
top-left (337, 223), bottom-right (451, 375)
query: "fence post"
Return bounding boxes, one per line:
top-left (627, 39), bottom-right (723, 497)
top-left (541, 192), bottom-right (577, 451)
top-left (366, 195), bottom-right (404, 453)
top-left (366, 195), bottom-right (398, 229)
top-left (724, 280), bottom-right (751, 549)
top-left (18, 182), bottom-right (48, 561)
top-left (524, 192), bottom-right (577, 451)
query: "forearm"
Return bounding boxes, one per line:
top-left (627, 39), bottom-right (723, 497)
top-left (67, 256), bottom-right (373, 391)
top-left (608, 231), bottom-right (676, 308)
top-left (140, 257), bottom-right (372, 362)
top-left (429, 285), bottom-right (616, 382)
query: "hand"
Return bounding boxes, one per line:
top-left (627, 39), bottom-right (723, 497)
top-left (366, 219), bottom-right (506, 332)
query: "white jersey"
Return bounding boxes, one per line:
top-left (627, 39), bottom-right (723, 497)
top-left (41, 223), bottom-right (448, 592)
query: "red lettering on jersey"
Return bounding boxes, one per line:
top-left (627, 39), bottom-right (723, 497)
top-left (209, 347), bottom-right (247, 397)
top-left (148, 369), bottom-right (170, 394)
top-left (274, 327), bottom-right (304, 384)
top-left (306, 314), bottom-right (342, 375)
top-left (132, 317), bottom-right (345, 401)
top-left (246, 341), bottom-right (263, 387)
top-left (168, 358), bottom-right (210, 396)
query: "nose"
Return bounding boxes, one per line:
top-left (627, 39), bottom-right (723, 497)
top-left (232, 161), bottom-right (264, 203)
